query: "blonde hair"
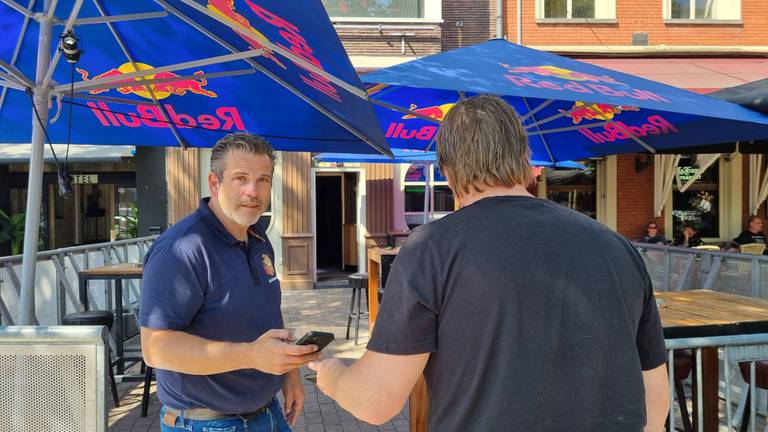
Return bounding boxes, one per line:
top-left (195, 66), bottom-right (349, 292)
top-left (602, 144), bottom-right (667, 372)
top-left (436, 95), bottom-right (533, 197)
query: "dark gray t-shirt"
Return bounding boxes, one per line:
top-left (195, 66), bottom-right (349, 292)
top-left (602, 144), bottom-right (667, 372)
top-left (367, 195), bottom-right (666, 432)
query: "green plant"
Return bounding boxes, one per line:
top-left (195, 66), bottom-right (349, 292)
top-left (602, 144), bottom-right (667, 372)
top-left (0, 209), bottom-right (25, 255)
top-left (114, 203), bottom-right (138, 239)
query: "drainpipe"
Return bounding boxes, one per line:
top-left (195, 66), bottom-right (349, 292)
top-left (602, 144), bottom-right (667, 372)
top-left (517, 0), bottom-right (522, 44)
top-left (496, 0), bottom-right (504, 39)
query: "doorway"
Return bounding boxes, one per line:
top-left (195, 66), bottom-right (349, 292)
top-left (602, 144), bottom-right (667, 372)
top-left (314, 171), bottom-right (359, 282)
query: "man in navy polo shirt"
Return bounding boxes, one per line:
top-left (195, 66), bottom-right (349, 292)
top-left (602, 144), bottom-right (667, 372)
top-left (140, 133), bottom-right (320, 431)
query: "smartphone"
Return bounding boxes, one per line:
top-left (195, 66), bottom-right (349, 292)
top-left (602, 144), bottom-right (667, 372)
top-left (295, 331), bottom-right (335, 352)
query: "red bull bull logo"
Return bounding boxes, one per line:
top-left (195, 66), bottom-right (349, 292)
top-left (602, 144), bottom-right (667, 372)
top-left (207, 0), bottom-right (286, 70)
top-left (561, 101), bottom-right (640, 124)
top-left (76, 63), bottom-right (217, 100)
top-left (503, 65), bottom-right (624, 85)
top-left (500, 63), bottom-right (671, 104)
top-left (211, 0), bottom-right (342, 102)
top-left (401, 103), bottom-right (455, 121)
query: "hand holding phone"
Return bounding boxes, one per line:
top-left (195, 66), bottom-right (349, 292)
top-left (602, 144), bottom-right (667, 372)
top-left (295, 331), bottom-right (335, 352)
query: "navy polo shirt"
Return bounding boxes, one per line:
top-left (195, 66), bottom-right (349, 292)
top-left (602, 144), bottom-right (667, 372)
top-left (140, 198), bottom-right (284, 413)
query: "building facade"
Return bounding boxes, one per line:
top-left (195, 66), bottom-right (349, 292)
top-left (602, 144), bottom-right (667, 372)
top-left (502, 0), bottom-right (768, 243)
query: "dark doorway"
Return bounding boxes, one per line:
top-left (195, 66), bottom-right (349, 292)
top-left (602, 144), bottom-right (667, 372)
top-left (316, 175), bottom-right (343, 271)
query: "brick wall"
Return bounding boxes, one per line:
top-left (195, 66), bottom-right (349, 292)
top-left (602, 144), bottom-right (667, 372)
top-left (504, 0), bottom-right (768, 46)
top-left (616, 154), bottom-right (657, 239)
top-left (336, 25), bottom-right (442, 57)
top-left (442, 0), bottom-right (497, 50)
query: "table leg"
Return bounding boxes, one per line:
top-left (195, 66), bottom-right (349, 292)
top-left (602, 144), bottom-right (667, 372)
top-left (115, 278), bottom-right (124, 375)
top-left (368, 259), bottom-right (380, 327)
top-left (79, 275), bottom-right (88, 311)
top-left (410, 375), bottom-right (429, 432)
top-left (691, 347), bottom-right (719, 432)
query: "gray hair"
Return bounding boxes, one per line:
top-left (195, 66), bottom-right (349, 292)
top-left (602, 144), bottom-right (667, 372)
top-left (210, 133), bottom-right (277, 179)
top-left (436, 95), bottom-right (533, 197)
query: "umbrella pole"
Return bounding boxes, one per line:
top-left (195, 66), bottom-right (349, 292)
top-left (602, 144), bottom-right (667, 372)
top-left (19, 3), bottom-right (53, 325)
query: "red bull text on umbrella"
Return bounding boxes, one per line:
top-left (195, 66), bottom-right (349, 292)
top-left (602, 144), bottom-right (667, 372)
top-left (85, 101), bottom-right (245, 130)
top-left (500, 64), bottom-right (671, 104)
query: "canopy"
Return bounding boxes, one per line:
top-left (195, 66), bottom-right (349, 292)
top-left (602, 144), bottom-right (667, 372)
top-left (362, 39), bottom-right (768, 163)
top-left (0, 0), bottom-right (391, 324)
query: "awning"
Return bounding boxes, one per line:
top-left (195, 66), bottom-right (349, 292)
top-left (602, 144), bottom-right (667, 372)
top-left (0, 144), bottom-right (134, 163)
top-left (581, 58), bottom-right (768, 94)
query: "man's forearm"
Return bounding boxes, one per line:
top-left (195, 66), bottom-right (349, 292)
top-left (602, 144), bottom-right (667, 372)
top-left (141, 328), bottom-right (250, 375)
top-left (643, 364), bottom-right (670, 432)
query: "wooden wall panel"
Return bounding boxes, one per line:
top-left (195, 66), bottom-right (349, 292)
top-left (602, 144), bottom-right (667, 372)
top-left (281, 152), bottom-right (314, 290)
top-left (166, 147), bottom-right (201, 225)
top-left (363, 163), bottom-right (394, 249)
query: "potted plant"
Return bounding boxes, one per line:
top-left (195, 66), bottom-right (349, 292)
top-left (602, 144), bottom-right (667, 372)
top-left (0, 209), bottom-right (25, 255)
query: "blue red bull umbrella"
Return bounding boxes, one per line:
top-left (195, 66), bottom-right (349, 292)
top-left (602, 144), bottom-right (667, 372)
top-left (0, 0), bottom-right (390, 324)
top-left (314, 148), bottom-right (585, 168)
top-left (362, 39), bottom-right (768, 163)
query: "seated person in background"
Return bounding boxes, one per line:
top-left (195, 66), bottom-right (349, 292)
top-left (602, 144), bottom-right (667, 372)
top-left (722, 240), bottom-right (741, 253)
top-left (672, 224), bottom-right (704, 248)
top-left (733, 216), bottom-right (767, 246)
top-left (638, 221), bottom-right (668, 244)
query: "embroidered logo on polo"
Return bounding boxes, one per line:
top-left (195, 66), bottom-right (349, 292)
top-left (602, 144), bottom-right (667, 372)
top-left (262, 254), bottom-right (278, 283)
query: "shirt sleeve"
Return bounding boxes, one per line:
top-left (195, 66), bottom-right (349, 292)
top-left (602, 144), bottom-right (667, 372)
top-left (140, 237), bottom-right (207, 331)
top-left (635, 275), bottom-right (667, 370)
top-left (366, 228), bottom-right (440, 355)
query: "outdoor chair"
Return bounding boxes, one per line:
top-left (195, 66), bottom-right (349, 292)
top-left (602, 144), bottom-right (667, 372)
top-left (62, 310), bottom-right (120, 407)
top-left (692, 245), bottom-right (720, 251)
top-left (739, 243), bottom-right (766, 255)
top-left (734, 360), bottom-right (768, 432)
top-left (346, 272), bottom-right (369, 345)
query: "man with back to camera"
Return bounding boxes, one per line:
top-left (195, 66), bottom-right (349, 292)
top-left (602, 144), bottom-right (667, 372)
top-left (140, 133), bottom-right (320, 431)
top-left (309, 95), bottom-right (670, 431)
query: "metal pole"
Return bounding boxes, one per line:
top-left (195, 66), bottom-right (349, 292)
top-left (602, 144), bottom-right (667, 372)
top-left (516, 0), bottom-right (522, 44)
top-left (19, 0), bottom-right (53, 325)
top-left (496, 0), bottom-right (503, 39)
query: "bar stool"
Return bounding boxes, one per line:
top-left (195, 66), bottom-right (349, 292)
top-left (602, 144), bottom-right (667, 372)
top-left (140, 363), bottom-right (154, 417)
top-left (346, 272), bottom-right (369, 345)
top-left (668, 350), bottom-right (693, 432)
top-left (62, 310), bottom-right (120, 407)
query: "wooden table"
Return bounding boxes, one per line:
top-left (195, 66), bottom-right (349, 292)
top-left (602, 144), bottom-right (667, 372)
top-left (656, 290), bottom-right (768, 432)
top-left (79, 263), bottom-right (143, 374)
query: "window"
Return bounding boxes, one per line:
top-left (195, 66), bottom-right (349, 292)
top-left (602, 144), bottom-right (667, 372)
top-left (538, 0), bottom-right (615, 20)
top-left (671, 158), bottom-right (719, 239)
top-left (546, 162), bottom-right (597, 219)
top-left (666, 0), bottom-right (740, 20)
top-left (323, 0), bottom-right (423, 19)
top-left (403, 164), bottom-right (454, 228)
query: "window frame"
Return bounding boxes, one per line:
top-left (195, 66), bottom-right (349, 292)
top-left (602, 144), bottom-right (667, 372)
top-left (663, 0), bottom-right (742, 23)
top-left (665, 156), bottom-right (726, 243)
top-left (535, 0), bottom-right (617, 22)
top-left (326, 0), bottom-right (441, 22)
top-left (403, 163), bottom-right (453, 226)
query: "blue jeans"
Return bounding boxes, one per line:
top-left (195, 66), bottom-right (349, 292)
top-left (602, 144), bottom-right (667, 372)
top-left (159, 398), bottom-right (292, 432)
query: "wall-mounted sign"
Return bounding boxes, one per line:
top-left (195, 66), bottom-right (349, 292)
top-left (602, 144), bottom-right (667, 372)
top-left (72, 174), bottom-right (98, 184)
top-left (677, 166), bottom-right (699, 182)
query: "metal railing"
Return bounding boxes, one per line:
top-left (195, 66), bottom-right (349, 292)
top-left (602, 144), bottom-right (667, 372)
top-left (0, 236), bottom-right (157, 326)
top-left (633, 242), bottom-right (768, 297)
top-left (667, 334), bottom-right (768, 432)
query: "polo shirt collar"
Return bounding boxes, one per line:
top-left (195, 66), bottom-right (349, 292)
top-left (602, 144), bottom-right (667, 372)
top-left (197, 198), bottom-right (265, 245)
